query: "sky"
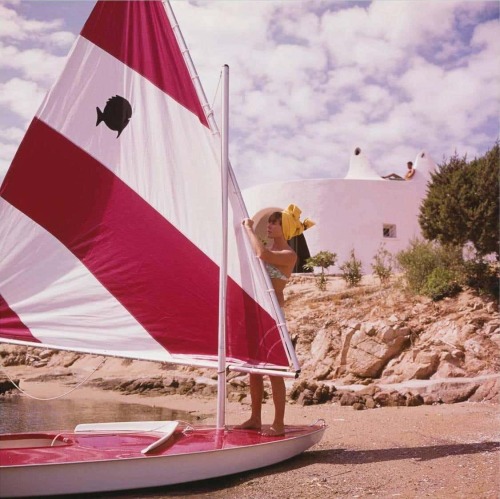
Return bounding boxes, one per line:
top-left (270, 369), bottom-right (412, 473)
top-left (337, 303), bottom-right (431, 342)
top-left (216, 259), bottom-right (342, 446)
top-left (0, 0), bottom-right (498, 189)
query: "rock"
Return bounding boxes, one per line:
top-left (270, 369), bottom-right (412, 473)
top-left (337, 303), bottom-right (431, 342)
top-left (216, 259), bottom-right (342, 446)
top-left (426, 382), bottom-right (480, 404)
top-left (357, 385), bottom-right (379, 397)
top-left (405, 392), bottom-right (424, 406)
top-left (314, 361), bottom-right (332, 381)
top-left (434, 361), bottom-right (467, 378)
top-left (364, 396), bottom-right (377, 409)
top-left (339, 392), bottom-right (360, 406)
top-left (297, 389), bottom-right (314, 406)
top-left (313, 384), bottom-right (333, 404)
top-left (468, 378), bottom-right (500, 403)
top-left (32, 360), bottom-right (48, 368)
top-left (310, 328), bottom-right (332, 361)
top-left (411, 352), bottom-right (439, 379)
top-left (373, 391), bottom-right (391, 407)
top-left (346, 324), bottom-right (409, 378)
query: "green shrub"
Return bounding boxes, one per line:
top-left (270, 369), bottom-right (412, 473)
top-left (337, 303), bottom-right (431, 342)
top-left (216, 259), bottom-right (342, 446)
top-left (421, 267), bottom-right (461, 300)
top-left (371, 245), bottom-right (394, 285)
top-left (303, 251), bottom-right (337, 291)
top-left (463, 258), bottom-right (499, 297)
top-left (340, 250), bottom-right (363, 287)
top-left (396, 239), bottom-right (463, 296)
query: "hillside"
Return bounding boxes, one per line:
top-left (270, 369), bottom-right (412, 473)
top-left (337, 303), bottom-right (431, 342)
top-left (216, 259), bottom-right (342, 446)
top-left (1, 275), bottom-right (499, 407)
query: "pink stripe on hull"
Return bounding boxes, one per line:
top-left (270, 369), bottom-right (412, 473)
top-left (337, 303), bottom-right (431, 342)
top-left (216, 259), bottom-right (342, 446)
top-left (0, 294), bottom-right (39, 343)
top-left (0, 120), bottom-right (287, 366)
top-left (81, 1), bottom-right (208, 127)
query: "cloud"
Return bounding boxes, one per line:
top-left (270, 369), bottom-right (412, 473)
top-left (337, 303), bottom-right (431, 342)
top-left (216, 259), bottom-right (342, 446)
top-left (0, 4), bottom-right (63, 41)
top-left (0, 77), bottom-right (45, 120)
top-left (0, 42), bottom-right (68, 84)
top-left (0, 0), bottom-right (498, 190)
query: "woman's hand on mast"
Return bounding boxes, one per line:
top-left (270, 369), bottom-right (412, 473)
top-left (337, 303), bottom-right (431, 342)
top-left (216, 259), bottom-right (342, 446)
top-left (242, 218), bottom-right (254, 230)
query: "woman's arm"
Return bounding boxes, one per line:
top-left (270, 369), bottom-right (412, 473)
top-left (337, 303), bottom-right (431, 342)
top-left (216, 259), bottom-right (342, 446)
top-left (242, 219), bottom-right (296, 266)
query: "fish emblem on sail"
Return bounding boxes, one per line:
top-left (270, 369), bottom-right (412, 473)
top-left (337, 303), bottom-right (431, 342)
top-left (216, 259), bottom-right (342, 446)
top-left (96, 95), bottom-right (132, 137)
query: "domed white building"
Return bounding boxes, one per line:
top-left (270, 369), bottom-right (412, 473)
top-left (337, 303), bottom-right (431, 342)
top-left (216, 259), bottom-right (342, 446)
top-left (242, 148), bottom-right (437, 274)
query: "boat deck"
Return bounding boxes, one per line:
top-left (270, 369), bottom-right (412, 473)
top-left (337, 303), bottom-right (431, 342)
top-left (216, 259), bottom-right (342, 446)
top-left (0, 424), bottom-right (321, 467)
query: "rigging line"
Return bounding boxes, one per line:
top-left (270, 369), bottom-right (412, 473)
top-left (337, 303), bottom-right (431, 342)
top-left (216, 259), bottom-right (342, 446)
top-left (0, 358), bottom-right (106, 401)
top-left (211, 71), bottom-right (223, 112)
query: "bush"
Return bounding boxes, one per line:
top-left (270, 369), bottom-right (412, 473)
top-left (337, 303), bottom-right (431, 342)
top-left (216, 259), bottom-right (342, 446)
top-left (396, 239), bottom-right (462, 295)
top-left (421, 267), bottom-right (461, 301)
top-left (303, 251), bottom-right (337, 291)
top-left (371, 245), bottom-right (394, 285)
top-left (463, 259), bottom-right (499, 297)
top-left (340, 250), bottom-right (363, 287)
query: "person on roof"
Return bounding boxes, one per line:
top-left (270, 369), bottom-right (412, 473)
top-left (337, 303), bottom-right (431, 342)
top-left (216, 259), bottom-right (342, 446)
top-left (382, 161), bottom-right (415, 180)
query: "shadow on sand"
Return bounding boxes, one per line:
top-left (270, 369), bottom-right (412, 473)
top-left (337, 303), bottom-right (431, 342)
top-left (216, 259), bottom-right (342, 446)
top-left (87, 440), bottom-right (498, 498)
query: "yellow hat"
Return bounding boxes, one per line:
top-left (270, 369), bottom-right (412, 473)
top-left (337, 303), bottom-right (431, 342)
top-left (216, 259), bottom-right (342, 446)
top-left (281, 204), bottom-right (315, 240)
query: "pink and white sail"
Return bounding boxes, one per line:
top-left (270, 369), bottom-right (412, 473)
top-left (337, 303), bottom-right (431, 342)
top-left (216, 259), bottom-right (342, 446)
top-left (0, 1), bottom-right (296, 373)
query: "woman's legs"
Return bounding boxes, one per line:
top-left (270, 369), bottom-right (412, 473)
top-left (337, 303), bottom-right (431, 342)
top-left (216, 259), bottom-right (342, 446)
top-left (235, 373), bottom-right (263, 429)
top-left (265, 376), bottom-right (285, 436)
top-left (235, 374), bottom-right (286, 435)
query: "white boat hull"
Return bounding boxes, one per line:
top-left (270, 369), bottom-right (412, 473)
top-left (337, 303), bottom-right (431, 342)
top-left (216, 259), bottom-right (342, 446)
top-left (0, 422), bottom-right (326, 497)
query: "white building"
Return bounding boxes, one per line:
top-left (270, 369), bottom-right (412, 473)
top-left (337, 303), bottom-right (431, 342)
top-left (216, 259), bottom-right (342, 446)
top-left (242, 148), bottom-right (437, 274)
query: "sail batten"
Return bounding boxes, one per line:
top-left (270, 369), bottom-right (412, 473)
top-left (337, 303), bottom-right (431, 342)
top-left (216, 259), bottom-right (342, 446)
top-left (0, 0), bottom-right (296, 373)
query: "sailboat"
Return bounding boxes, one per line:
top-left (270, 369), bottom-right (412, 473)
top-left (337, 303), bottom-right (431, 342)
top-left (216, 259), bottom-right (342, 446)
top-left (0, 1), bottom-right (326, 497)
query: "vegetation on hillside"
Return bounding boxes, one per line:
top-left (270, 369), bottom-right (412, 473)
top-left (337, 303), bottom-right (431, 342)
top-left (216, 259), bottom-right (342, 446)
top-left (303, 251), bottom-right (337, 290)
top-left (339, 250), bottom-right (363, 287)
top-left (419, 142), bottom-right (499, 258)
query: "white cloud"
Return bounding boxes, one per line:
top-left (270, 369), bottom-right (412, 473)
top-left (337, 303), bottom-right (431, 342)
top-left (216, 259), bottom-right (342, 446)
top-left (0, 77), bottom-right (45, 120)
top-left (0, 4), bottom-right (63, 40)
top-left (0, 126), bottom-right (24, 142)
top-left (0, 0), bottom-right (498, 190)
top-left (46, 30), bottom-right (76, 50)
top-left (0, 43), bottom-right (67, 83)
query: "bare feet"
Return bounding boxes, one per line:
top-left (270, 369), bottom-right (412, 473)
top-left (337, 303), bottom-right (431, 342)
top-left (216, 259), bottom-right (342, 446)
top-left (261, 424), bottom-right (285, 437)
top-left (234, 417), bottom-right (261, 431)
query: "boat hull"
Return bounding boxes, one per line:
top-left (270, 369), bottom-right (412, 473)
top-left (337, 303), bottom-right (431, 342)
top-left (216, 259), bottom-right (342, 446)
top-left (0, 422), bottom-right (326, 497)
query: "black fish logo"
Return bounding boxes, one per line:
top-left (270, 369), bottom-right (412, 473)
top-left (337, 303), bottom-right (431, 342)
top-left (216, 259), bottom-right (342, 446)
top-left (96, 95), bottom-right (132, 138)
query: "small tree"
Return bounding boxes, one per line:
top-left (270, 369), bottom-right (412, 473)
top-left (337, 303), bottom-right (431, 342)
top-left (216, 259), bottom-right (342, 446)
top-left (340, 250), bottom-right (363, 287)
top-left (303, 250), bottom-right (337, 291)
top-left (419, 142), bottom-right (499, 259)
top-left (371, 244), bottom-right (394, 285)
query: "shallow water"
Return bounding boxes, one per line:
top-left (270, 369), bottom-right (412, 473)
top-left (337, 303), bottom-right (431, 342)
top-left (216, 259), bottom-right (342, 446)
top-left (0, 395), bottom-right (197, 433)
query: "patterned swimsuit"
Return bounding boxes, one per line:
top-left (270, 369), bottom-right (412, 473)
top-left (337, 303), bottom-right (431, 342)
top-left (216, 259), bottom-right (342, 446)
top-left (265, 262), bottom-right (288, 281)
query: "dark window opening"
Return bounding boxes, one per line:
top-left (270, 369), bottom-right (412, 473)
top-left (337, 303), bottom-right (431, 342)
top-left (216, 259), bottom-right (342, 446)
top-left (383, 224), bottom-right (397, 238)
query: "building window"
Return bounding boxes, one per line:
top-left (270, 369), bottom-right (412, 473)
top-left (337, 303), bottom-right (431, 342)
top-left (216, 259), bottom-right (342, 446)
top-left (383, 224), bottom-right (397, 238)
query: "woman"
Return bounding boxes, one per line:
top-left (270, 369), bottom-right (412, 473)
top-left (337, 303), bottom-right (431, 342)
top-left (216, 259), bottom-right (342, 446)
top-left (237, 204), bottom-right (314, 436)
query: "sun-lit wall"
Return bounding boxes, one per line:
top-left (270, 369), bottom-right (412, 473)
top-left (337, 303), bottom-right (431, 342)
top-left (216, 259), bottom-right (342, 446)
top-left (242, 149), bottom-right (436, 274)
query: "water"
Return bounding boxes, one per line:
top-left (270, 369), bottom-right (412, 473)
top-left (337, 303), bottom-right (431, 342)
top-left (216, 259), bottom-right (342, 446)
top-left (0, 395), bottom-right (199, 434)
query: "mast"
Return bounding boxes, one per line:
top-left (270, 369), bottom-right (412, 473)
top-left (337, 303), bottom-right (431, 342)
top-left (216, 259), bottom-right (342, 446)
top-left (217, 65), bottom-right (230, 429)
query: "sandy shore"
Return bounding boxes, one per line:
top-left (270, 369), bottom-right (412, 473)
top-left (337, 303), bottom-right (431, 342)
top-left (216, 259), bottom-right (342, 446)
top-left (2, 375), bottom-right (499, 498)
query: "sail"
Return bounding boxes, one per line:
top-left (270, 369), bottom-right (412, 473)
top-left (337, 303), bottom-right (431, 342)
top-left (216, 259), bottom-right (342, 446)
top-left (0, 1), bottom-right (295, 372)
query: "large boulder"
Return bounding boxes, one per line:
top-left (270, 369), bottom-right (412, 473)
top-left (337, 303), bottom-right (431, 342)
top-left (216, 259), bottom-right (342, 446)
top-left (345, 322), bottom-right (410, 378)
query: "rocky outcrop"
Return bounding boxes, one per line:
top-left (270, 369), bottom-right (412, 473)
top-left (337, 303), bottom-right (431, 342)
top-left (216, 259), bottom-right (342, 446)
top-left (1, 275), bottom-right (498, 407)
